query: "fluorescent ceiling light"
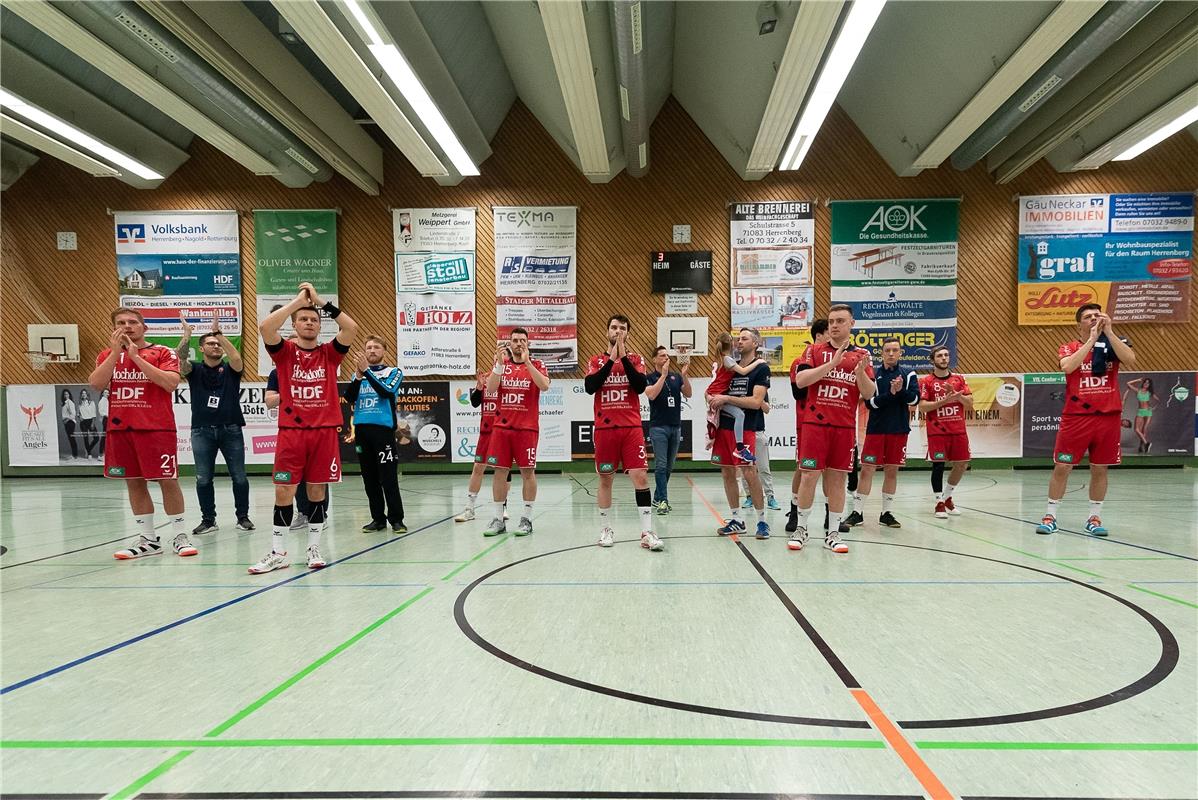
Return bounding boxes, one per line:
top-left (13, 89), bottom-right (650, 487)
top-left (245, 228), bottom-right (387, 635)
top-left (0, 88), bottom-right (164, 180)
top-left (779, 0), bottom-right (886, 171)
top-left (1113, 103), bottom-right (1198, 161)
top-left (1, 113), bottom-right (121, 177)
top-left (340, 0), bottom-right (477, 176)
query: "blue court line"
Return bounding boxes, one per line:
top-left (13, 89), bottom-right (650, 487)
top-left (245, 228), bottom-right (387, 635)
top-left (471, 579), bottom-right (1103, 587)
top-left (0, 515), bottom-right (453, 696)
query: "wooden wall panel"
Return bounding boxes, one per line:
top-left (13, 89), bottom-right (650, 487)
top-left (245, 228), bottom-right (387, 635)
top-left (2, 98), bottom-right (1195, 386)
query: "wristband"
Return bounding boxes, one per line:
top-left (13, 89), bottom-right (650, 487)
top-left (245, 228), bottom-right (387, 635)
top-left (322, 301), bottom-right (341, 319)
top-left (492, 364), bottom-right (503, 375)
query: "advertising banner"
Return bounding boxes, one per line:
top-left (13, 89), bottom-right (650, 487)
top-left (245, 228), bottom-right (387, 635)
top-left (1017, 193), bottom-right (1192, 324)
top-left (396, 293), bottom-right (476, 376)
top-left (115, 211), bottom-right (241, 349)
top-left (254, 210), bottom-right (338, 376)
top-left (910, 374), bottom-right (1024, 459)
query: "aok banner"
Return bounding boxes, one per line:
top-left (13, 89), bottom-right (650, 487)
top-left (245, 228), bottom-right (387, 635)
top-left (114, 211), bottom-right (242, 350)
top-left (1017, 193), bottom-right (1193, 324)
top-left (254, 210), bottom-right (339, 376)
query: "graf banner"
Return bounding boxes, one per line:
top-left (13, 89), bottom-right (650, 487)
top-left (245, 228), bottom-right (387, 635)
top-left (114, 211), bottom-right (241, 350)
top-left (1017, 193), bottom-right (1193, 324)
top-left (253, 210), bottom-right (338, 376)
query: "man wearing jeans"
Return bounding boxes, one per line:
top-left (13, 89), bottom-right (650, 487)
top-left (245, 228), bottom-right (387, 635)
top-left (645, 345), bottom-right (691, 514)
top-left (177, 311), bottom-right (253, 534)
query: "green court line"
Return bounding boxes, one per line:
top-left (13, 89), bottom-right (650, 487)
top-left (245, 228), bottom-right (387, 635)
top-left (109, 749), bottom-right (194, 800)
top-left (917, 519), bottom-right (1195, 609)
top-left (206, 586), bottom-right (436, 738)
top-left (1056, 557), bottom-right (1177, 561)
top-left (440, 534), bottom-right (509, 581)
top-left (4, 736), bottom-right (1193, 752)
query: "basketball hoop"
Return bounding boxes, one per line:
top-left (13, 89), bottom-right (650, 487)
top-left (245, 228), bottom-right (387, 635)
top-left (25, 351), bottom-right (57, 371)
top-left (674, 343), bottom-right (692, 366)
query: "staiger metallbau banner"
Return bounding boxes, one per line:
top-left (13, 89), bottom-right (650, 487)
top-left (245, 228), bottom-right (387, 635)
top-left (114, 211), bottom-right (242, 351)
top-left (1017, 193), bottom-right (1193, 325)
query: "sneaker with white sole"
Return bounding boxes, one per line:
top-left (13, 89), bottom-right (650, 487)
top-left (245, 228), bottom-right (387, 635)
top-left (307, 544), bottom-right (327, 569)
top-left (248, 550), bottom-right (289, 574)
top-left (1084, 516), bottom-right (1108, 537)
top-left (766, 496), bottom-right (781, 511)
top-left (824, 534), bottom-right (849, 554)
top-left (755, 521), bottom-right (770, 539)
top-left (641, 531), bottom-right (664, 551)
top-left (656, 501), bottom-right (669, 516)
top-left (717, 519), bottom-right (746, 536)
top-left (1036, 515), bottom-right (1058, 535)
top-left (454, 508), bottom-right (476, 523)
top-left (114, 535), bottom-right (163, 560)
top-left (934, 501), bottom-right (948, 519)
top-left (483, 518), bottom-right (506, 537)
top-left (172, 533), bottom-right (198, 557)
top-left (290, 513), bottom-right (309, 531)
top-left (598, 527), bottom-right (615, 547)
top-left (192, 519), bottom-right (218, 536)
top-left (740, 495), bottom-right (753, 509)
top-left (515, 517), bottom-right (533, 537)
top-left (235, 517), bottom-right (255, 531)
top-left (944, 497), bottom-right (961, 516)
top-left (787, 526), bottom-right (808, 551)
top-left (878, 512), bottom-right (901, 528)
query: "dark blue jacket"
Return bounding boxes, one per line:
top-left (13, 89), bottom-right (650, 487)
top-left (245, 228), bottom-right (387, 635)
top-left (865, 364), bottom-right (918, 434)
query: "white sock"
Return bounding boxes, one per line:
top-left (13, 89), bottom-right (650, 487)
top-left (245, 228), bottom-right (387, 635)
top-left (828, 510), bottom-right (843, 535)
top-left (640, 505), bottom-right (653, 532)
top-left (171, 514), bottom-right (186, 537)
top-left (494, 502), bottom-right (506, 522)
top-left (844, 493), bottom-right (856, 513)
top-left (307, 524), bottom-right (321, 548)
top-left (882, 493), bottom-right (895, 513)
top-left (134, 513), bottom-right (156, 540)
top-left (1046, 498), bottom-right (1060, 519)
top-left (796, 506), bottom-right (812, 529)
top-left (756, 507), bottom-right (766, 524)
top-left (523, 502), bottom-right (534, 519)
top-left (729, 508), bottom-right (742, 521)
top-left (598, 506), bottom-right (610, 521)
top-left (466, 492), bottom-right (477, 510)
top-left (1088, 500), bottom-right (1103, 519)
top-left (852, 492), bottom-right (864, 512)
top-left (944, 483), bottom-right (958, 501)
top-left (272, 530), bottom-right (286, 554)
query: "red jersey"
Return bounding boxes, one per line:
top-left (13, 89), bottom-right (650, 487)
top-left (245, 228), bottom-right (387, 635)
top-left (268, 339), bottom-right (347, 428)
top-left (96, 344), bottom-right (179, 431)
top-left (799, 342), bottom-right (874, 429)
top-left (919, 372), bottom-right (970, 435)
top-left (587, 352), bottom-right (646, 429)
top-left (477, 372), bottom-right (500, 434)
top-left (1059, 340), bottom-right (1122, 415)
top-left (708, 364), bottom-right (734, 396)
top-left (494, 358), bottom-right (545, 432)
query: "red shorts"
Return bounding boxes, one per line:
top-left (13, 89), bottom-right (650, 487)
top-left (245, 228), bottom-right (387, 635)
top-left (486, 427), bottom-right (538, 469)
top-left (1054, 413), bottom-right (1121, 466)
top-left (798, 424), bottom-right (855, 472)
top-left (794, 425), bottom-right (803, 462)
top-left (104, 429), bottom-right (177, 480)
top-left (927, 433), bottom-right (970, 463)
top-left (594, 426), bottom-right (647, 473)
top-left (712, 428), bottom-right (756, 467)
top-left (274, 427), bottom-right (342, 484)
top-left (473, 430), bottom-right (493, 464)
top-left (862, 433), bottom-right (908, 467)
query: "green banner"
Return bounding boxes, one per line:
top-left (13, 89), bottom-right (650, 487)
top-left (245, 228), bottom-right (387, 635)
top-left (254, 210), bottom-right (338, 294)
top-left (830, 199), bottom-right (959, 244)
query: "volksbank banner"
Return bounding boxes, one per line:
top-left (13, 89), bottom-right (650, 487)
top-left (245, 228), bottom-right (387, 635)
top-left (253, 210), bottom-right (339, 376)
top-left (114, 211), bottom-right (242, 350)
top-left (1018, 193), bottom-right (1192, 324)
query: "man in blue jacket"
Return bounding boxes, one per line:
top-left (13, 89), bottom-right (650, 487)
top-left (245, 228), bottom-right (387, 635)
top-left (845, 337), bottom-right (918, 528)
top-left (346, 335), bottom-right (406, 532)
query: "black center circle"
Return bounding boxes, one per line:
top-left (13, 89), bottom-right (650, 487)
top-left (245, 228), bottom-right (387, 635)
top-left (454, 537), bottom-right (1179, 730)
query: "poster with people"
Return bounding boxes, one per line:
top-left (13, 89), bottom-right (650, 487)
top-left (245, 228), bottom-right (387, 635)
top-left (114, 211), bottom-right (242, 350)
top-left (1017, 193), bottom-right (1193, 324)
top-left (253, 210), bottom-right (339, 376)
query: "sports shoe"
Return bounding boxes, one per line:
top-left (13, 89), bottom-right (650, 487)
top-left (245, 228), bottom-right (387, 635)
top-left (843, 511), bottom-right (864, 527)
top-left (656, 500), bottom-right (669, 516)
top-left (787, 526), bottom-right (808, 551)
top-left (878, 511), bottom-right (901, 528)
top-left (391, 521), bottom-right (408, 534)
top-left (641, 531), bottom-right (664, 551)
top-left (944, 497), bottom-right (961, 516)
top-left (1084, 516), bottom-right (1108, 537)
top-left (755, 521), bottom-right (770, 539)
top-left (114, 535), bottom-right (163, 560)
top-left (824, 534), bottom-right (849, 554)
top-left (515, 517), bottom-right (534, 537)
top-left (290, 513), bottom-right (309, 531)
top-left (934, 501), bottom-right (948, 519)
top-left (483, 518), bottom-right (506, 537)
top-left (598, 527), bottom-right (615, 547)
top-left (1036, 515), bottom-right (1058, 535)
top-left (248, 550), bottom-right (289, 574)
top-left (306, 544), bottom-right (327, 569)
top-left (235, 517), bottom-right (255, 531)
top-left (741, 495), bottom-right (753, 509)
top-left (454, 507), bottom-right (476, 523)
top-left (766, 495), bottom-right (781, 511)
top-left (192, 519), bottom-right (218, 535)
top-left (734, 443), bottom-right (756, 464)
top-left (716, 519), bottom-right (746, 536)
top-left (785, 504), bottom-right (798, 533)
top-left (172, 533), bottom-right (198, 557)
top-left (361, 520), bottom-right (387, 532)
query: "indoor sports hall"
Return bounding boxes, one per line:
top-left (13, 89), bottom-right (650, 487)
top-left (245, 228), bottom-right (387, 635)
top-left (1, 1), bottom-right (1195, 799)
